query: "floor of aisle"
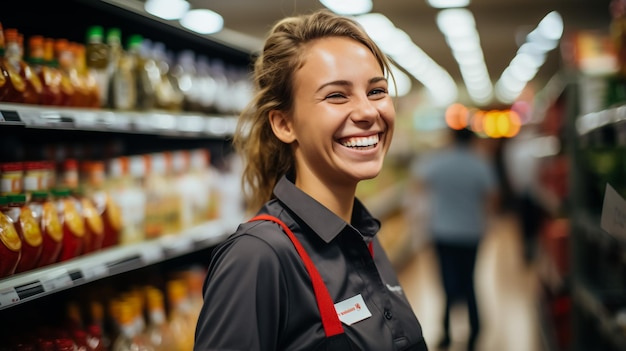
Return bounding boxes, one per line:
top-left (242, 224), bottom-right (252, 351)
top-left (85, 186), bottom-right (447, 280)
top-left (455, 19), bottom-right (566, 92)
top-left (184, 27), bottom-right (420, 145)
top-left (397, 212), bottom-right (547, 351)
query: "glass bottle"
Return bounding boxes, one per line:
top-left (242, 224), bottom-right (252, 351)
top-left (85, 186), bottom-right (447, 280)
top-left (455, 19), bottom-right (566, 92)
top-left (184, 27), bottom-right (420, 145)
top-left (144, 287), bottom-right (177, 351)
top-left (28, 35), bottom-right (63, 106)
top-left (133, 36), bottom-right (157, 111)
top-left (108, 30), bottom-right (136, 110)
top-left (54, 187), bottom-right (86, 262)
top-left (0, 195), bottom-right (22, 278)
top-left (166, 279), bottom-right (195, 351)
top-left (111, 301), bottom-right (154, 351)
top-left (29, 190), bottom-right (63, 268)
top-left (0, 22), bottom-right (26, 103)
top-left (7, 193), bottom-right (43, 273)
top-left (82, 160), bottom-right (122, 251)
top-left (49, 38), bottom-right (74, 106)
top-left (72, 42), bottom-right (100, 108)
top-left (5, 28), bottom-right (43, 105)
top-left (85, 26), bottom-right (110, 108)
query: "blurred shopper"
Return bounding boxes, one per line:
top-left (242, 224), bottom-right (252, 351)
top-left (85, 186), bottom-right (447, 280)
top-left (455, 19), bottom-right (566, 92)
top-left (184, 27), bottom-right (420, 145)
top-left (193, 9), bottom-right (428, 351)
top-left (410, 127), bottom-right (499, 351)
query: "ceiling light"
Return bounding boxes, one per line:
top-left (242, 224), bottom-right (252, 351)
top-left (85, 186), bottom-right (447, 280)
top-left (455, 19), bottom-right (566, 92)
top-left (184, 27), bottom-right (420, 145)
top-left (144, 0), bottom-right (189, 20)
top-left (180, 9), bottom-right (224, 34)
top-left (427, 0), bottom-right (470, 9)
top-left (320, 0), bottom-right (372, 15)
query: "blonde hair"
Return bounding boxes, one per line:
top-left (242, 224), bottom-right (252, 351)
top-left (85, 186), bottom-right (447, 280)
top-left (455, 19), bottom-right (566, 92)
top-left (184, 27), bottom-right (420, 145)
top-left (233, 9), bottom-right (393, 212)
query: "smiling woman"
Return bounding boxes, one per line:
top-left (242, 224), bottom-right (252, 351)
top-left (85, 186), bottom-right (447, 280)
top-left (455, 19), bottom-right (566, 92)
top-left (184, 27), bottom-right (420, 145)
top-left (193, 9), bottom-right (429, 351)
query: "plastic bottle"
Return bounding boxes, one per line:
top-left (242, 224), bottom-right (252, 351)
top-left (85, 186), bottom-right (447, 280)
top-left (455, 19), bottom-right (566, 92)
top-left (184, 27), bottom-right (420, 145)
top-left (85, 26), bottom-right (110, 108)
top-left (0, 195), bottom-right (21, 278)
top-left (27, 35), bottom-right (63, 106)
top-left (54, 188), bottom-right (86, 262)
top-left (4, 28), bottom-right (42, 105)
top-left (111, 301), bottom-right (154, 351)
top-left (166, 279), bottom-right (195, 351)
top-left (29, 190), bottom-right (63, 267)
top-left (6, 193), bottom-right (43, 273)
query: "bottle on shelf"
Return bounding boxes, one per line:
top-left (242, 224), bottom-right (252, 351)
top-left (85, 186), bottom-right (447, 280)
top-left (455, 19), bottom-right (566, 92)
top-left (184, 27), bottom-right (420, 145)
top-left (0, 195), bottom-right (22, 278)
top-left (143, 286), bottom-right (177, 351)
top-left (133, 36), bottom-right (157, 111)
top-left (151, 42), bottom-right (183, 111)
top-left (4, 27), bottom-right (42, 105)
top-left (81, 160), bottom-right (122, 252)
top-left (0, 21), bottom-right (24, 102)
top-left (54, 38), bottom-right (79, 107)
top-left (27, 35), bottom-right (63, 106)
top-left (108, 29), bottom-right (137, 111)
top-left (71, 41), bottom-right (100, 108)
top-left (85, 25), bottom-right (110, 109)
top-left (48, 38), bottom-right (75, 106)
top-left (28, 190), bottom-right (63, 268)
top-left (53, 187), bottom-right (86, 262)
top-left (5, 193), bottom-right (43, 273)
top-left (0, 161), bottom-right (24, 196)
top-left (166, 279), bottom-right (195, 351)
top-left (111, 300), bottom-right (154, 351)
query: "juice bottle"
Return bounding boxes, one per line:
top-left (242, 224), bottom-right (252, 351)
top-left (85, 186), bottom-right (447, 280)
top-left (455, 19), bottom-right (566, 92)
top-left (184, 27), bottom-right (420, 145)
top-left (78, 186), bottom-right (105, 254)
top-left (166, 279), bottom-right (195, 351)
top-left (5, 28), bottom-right (43, 105)
top-left (29, 190), bottom-right (63, 267)
top-left (28, 35), bottom-right (63, 106)
top-left (111, 300), bottom-right (154, 351)
top-left (54, 39), bottom-right (78, 107)
top-left (108, 30), bottom-right (137, 110)
top-left (6, 193), bottom-right (43, 273)
top-left (54, 187), bottom-right (86, 262)
top-left (85, 26), bottom-right (110, 108)
top-left (0, 195), bottom-right (21, 278)
top-left (0, 24), bottom-right (27, 103)
top-left (144, 287), bottom-right (176, 351)
top-left (82, 160), bottom-right (122, 251)
top-left (46, 38), bottom-right (73, 106)
top-left (72, 42), bottom-right (100, 108)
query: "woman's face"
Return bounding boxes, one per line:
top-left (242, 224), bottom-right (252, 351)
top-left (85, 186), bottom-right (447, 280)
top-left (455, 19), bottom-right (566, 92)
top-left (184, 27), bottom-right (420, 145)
top-left (285, 36), bottom-right (395, 191)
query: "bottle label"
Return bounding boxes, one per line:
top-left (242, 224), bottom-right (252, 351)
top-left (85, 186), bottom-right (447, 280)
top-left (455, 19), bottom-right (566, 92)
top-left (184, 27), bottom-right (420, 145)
top-left (82, 199), bottom-right (104, 235)
top-left (42, 202), bottom-right (63, 242)
top-left (19, 207), bottom-right (43, 246)
top-left (0, 213), bottom-right (22, 251)
top-left (63, 199), bottom-right (85, 237)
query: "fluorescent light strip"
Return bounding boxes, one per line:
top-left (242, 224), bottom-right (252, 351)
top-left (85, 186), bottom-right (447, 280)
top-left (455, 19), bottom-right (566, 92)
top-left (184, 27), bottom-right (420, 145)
top-left (320, 0), bottom-right (373, 15)
top-left (436, 8), bottom-right (493, 106)
top-left (495, 11), bottom-right (563, 104)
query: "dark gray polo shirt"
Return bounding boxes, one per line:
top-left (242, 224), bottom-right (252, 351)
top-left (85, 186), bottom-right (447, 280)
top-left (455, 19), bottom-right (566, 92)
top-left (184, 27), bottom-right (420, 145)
top-left (194, 175), bottom-right (427, 351)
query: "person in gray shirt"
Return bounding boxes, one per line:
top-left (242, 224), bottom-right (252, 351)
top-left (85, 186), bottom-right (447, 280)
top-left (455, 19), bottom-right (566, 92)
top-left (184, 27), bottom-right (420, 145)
top-left (193, 9), bottom-right (428, 351)
top-left (411, 127), bottom-right (499, 351)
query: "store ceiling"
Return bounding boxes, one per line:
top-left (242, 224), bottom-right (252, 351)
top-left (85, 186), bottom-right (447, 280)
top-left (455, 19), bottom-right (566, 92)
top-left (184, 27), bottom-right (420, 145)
top-left (193, 0), bottom-right (612, 105)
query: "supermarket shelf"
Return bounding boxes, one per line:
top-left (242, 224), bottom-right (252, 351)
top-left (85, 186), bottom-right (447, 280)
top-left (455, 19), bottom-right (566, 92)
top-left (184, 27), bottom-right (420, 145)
top-left (573, 282), bottom-right (626, 350)
top-left (575, 104), bottom-right (626, 136)
top-left (0, 103), bottom-right (238, 138)
top-left (0, 218), bottom-right (232, 311)
top-left (574, 209), bottom-right (626, 264)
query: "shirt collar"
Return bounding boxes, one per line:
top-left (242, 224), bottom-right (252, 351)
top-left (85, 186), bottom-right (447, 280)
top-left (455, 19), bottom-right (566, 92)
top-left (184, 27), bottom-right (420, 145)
top-left (273, 174), bottom-right (380, 243)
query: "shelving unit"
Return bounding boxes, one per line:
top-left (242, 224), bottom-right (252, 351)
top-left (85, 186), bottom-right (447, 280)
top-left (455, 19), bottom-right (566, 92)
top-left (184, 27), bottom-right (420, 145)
top-left (569, 86), bottom-right (626, 350)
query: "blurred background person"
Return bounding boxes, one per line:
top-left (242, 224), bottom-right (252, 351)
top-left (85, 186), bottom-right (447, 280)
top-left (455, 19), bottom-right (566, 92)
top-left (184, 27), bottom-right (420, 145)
top-left (409, 126), bottom-right (500, 351)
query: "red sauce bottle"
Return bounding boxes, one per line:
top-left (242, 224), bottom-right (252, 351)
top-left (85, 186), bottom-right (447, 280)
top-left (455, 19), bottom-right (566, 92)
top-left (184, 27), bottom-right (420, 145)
top-left (29, 190), bottom-right (63, 267)
top-left (54, 188), bottom-right (85, 262)
top-left (6, 193), bottom-right (43, 273)
top-left (0, 195), bottom-right (22, 277)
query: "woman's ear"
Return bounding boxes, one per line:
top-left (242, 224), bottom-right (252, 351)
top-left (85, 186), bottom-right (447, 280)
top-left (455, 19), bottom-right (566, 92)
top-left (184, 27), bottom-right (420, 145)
top-left (269, 109), bottom-right (296, 143)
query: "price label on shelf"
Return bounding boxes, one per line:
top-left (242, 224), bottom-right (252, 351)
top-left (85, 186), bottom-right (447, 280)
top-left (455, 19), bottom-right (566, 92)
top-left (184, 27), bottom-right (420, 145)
top-left (80, 263), bottom-right (109, 281)
top-left (41, 269), bottom-right (73, 292)
top-left (140, 244), bottom-right (164, 264)
top-left (600, 183), bottom-right (626, 240)
top-left (0, 287), bottom-right (20, 307)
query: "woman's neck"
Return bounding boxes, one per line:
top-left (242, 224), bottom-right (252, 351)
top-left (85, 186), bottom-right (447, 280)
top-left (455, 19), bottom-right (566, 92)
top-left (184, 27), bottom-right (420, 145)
top-left (295, 174), bottom-right (356, 223)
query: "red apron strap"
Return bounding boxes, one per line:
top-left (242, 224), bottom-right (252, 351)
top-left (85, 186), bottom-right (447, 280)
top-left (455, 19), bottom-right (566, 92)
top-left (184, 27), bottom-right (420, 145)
top-left (249, 214), bottom-right (344, 337)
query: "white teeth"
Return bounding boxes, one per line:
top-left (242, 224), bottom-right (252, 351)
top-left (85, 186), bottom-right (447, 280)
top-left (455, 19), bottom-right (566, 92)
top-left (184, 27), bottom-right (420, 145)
top-left (341, 134), bottom-right (379, 147)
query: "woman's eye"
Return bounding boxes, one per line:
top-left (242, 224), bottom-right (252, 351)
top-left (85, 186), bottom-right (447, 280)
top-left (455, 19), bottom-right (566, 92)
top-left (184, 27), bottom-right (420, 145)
top-left (326, 93), bottom-right (347, 100)
top-left (369, 88), bottom-right (387, 97)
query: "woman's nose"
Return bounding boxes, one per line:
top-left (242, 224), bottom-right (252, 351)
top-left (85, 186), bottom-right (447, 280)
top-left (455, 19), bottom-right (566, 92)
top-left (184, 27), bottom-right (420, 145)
top-left (350, 96), bottom-right (378, 123)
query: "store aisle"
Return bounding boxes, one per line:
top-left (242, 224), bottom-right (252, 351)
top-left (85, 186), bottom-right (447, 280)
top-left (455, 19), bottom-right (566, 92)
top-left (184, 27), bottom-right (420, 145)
top-left (397, 213), bottom-right (545, 351)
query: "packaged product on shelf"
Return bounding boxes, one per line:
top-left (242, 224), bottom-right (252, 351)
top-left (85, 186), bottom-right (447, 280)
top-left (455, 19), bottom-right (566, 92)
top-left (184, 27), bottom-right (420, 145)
top-left (171, 150), bottom-right (196, 231)
top-left (166, 279), bottom-right (195, 351)
top-left (152, 42), bottom-right (184, 111)
top-left (54, 39), bottom-right (78, 107)
top-left (82, 160), bottom-right (123, 250)
top-left (4, 193), bottom-right (43, 273)
top-left (0, 195), bottom-right (22, 278)
top-left (188, 149), bottom-right (214, 224)
top-left (144, 286), bottom-right (177, 351)
top-left (133, 36), bottom-right (158, 111)
top-left (0, 21), bottom-right (26, 103)
top-left (28, 190), bottom-right (63, 267)
top-left (85, 25), bottom-right (110, 108)
top-left (113, 155), bottom-right (146, 245)
top-left (4, 27), bottom-right (43, 105)
top-left (108, 29), bottom-right (137, 111)
top-left (53, 187), bottom-right (86, 262)
top-left (27, 35), bottom-right (64, 106)
top-left (0, 161), bottom-right (24, 196)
